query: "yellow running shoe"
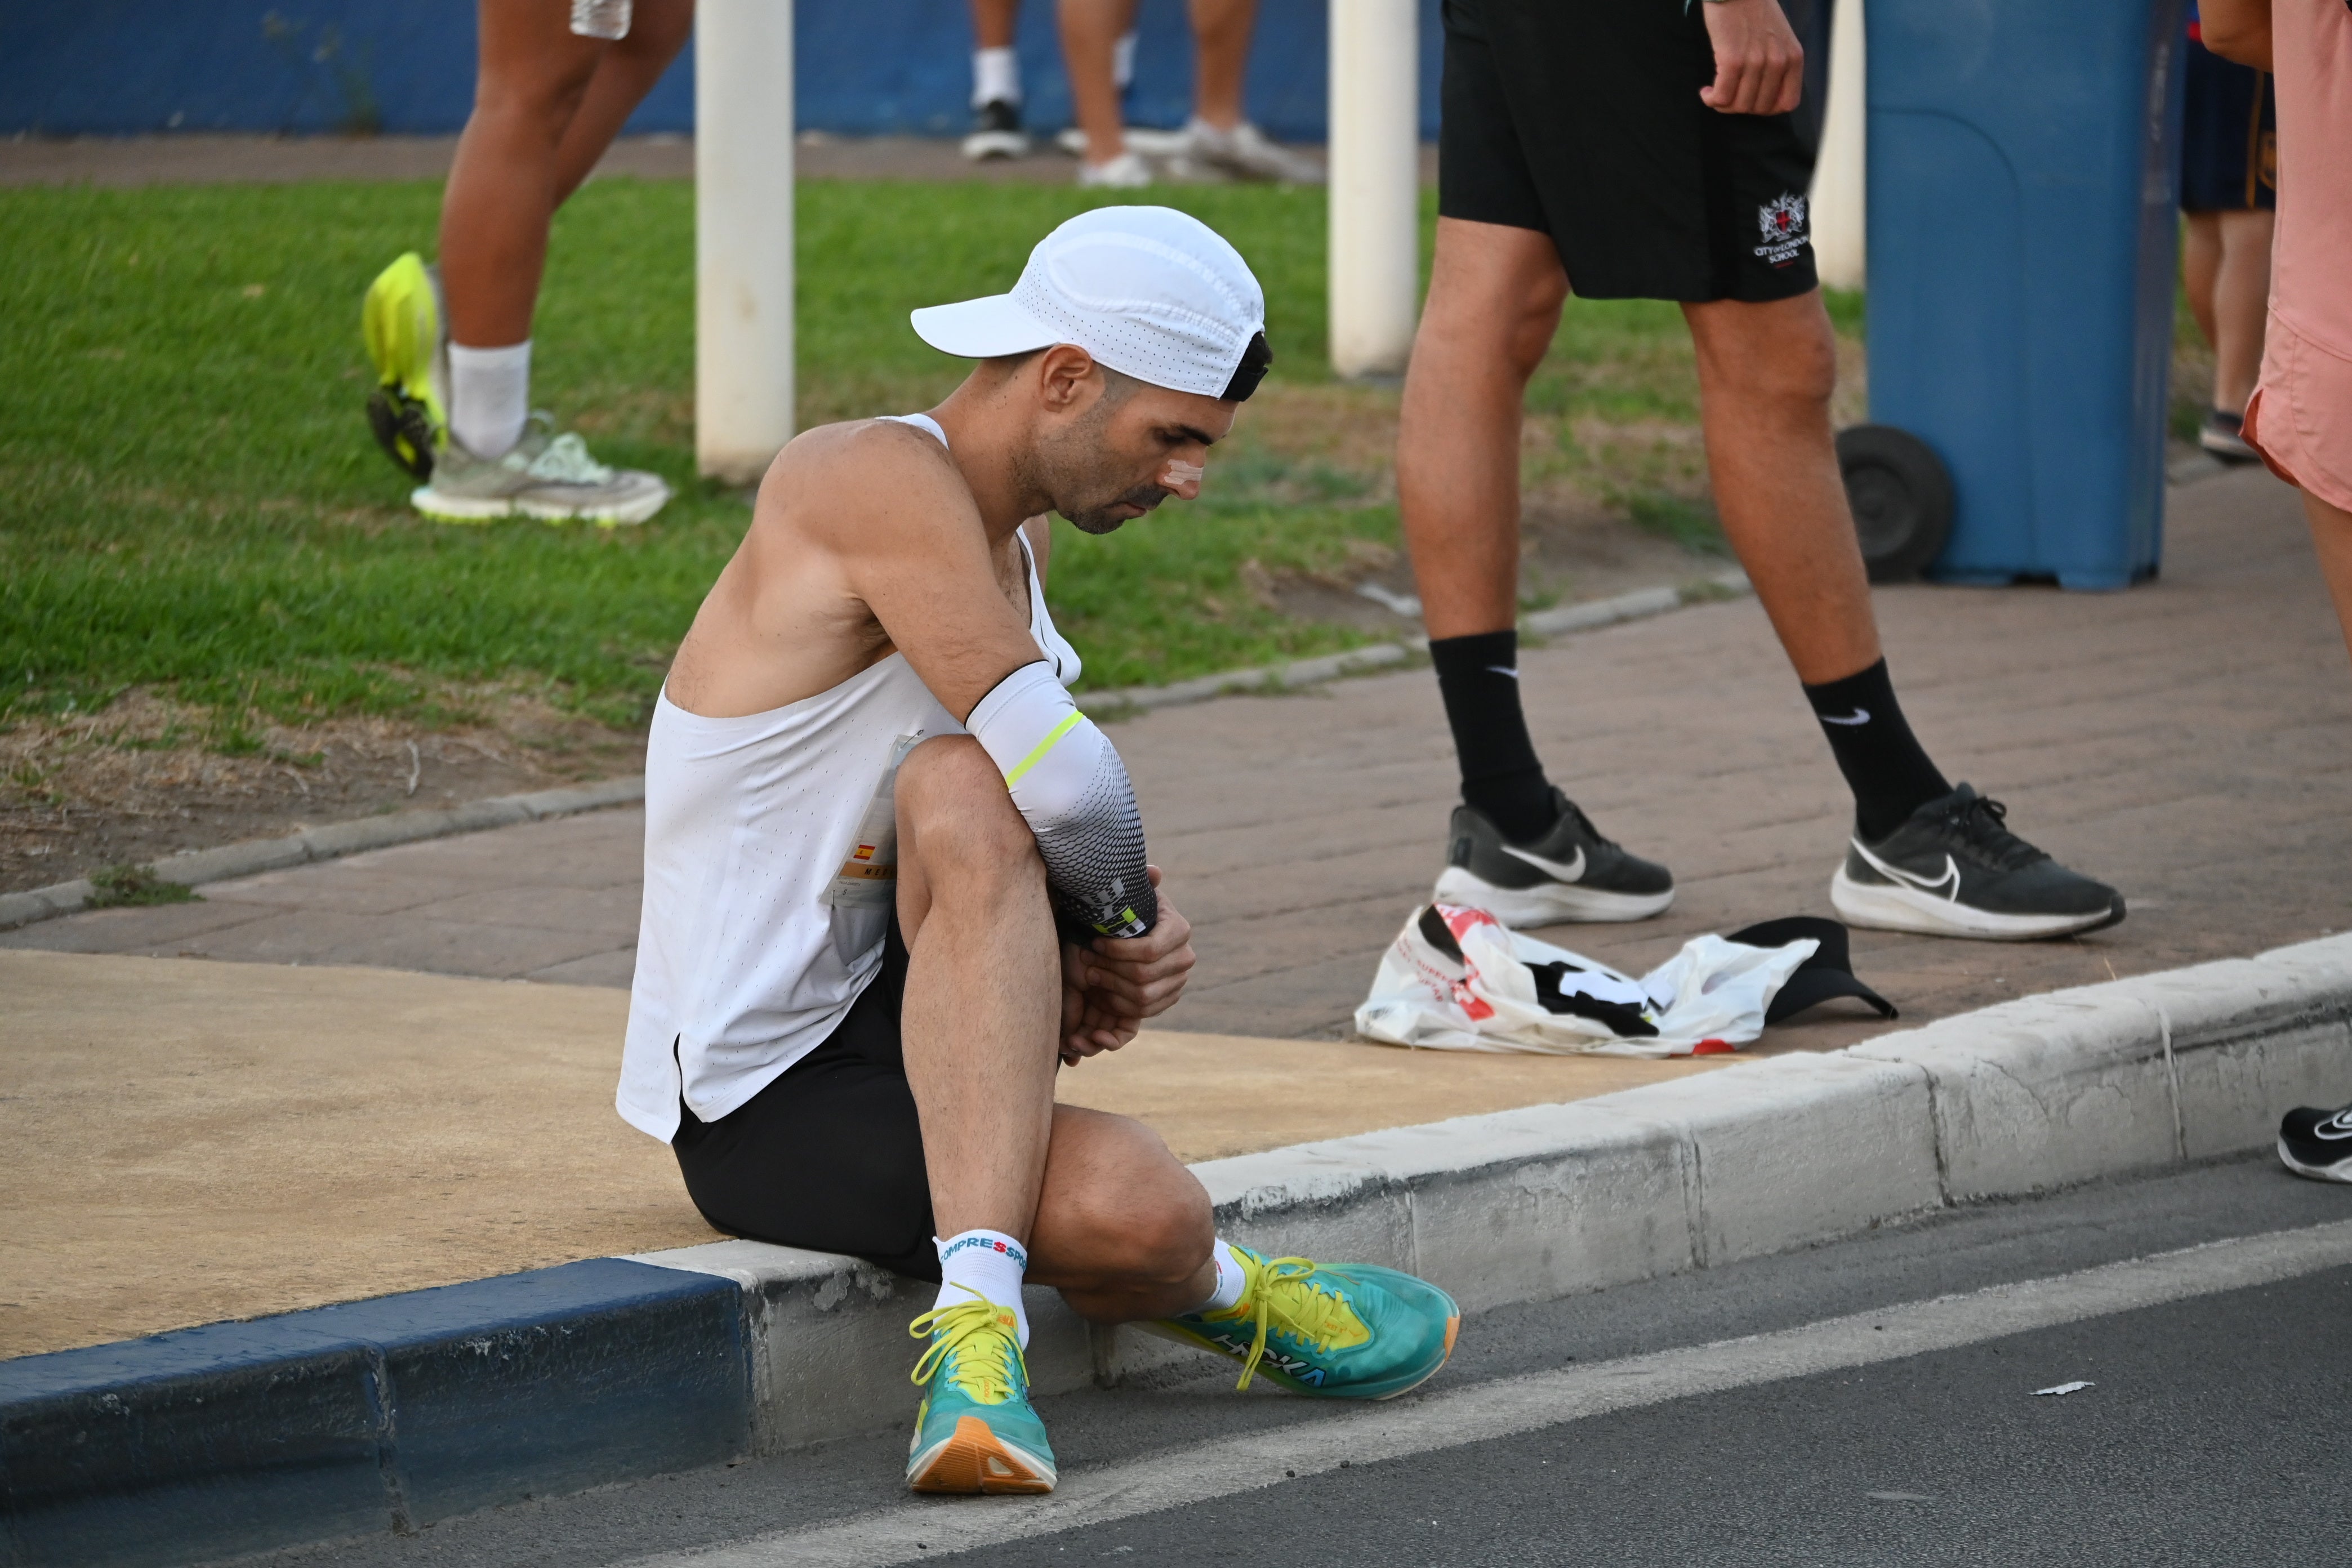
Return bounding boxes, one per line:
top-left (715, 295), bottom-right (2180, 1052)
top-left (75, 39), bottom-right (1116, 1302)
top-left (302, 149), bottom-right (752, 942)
top-left (905, 1290), bottom-right (1058, 1495)
top-left (1150, 1245), bottom-right (1460, 1400)
top-left (361, 251), bottom-right (447, 480)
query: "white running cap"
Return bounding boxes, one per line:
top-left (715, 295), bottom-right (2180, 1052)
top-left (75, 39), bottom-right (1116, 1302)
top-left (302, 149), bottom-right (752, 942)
top-left (910, 205), bottom-right (1271, 401)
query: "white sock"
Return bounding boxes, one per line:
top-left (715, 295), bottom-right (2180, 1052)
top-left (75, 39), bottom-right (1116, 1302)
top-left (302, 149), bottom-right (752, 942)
top-left (934, 1228), bottom-right (1031, 1348)
top-left (447, 340), bottom-right (531, 460)
top-left (1190, 1239), bottom-right (1249, 1315)
top-left (1112, 30), bottom-right (1137, 91)
top-left (972, 45), bottom-right (1021, 109)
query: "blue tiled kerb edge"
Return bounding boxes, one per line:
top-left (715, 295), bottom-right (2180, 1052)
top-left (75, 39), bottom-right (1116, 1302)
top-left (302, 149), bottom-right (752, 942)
top-left (0, 1259), bottom-right (749, 1568)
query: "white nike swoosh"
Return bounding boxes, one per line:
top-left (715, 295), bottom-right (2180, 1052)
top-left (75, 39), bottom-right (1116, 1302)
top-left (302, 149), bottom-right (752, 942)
top-left (1486, 666), bottom-right (1520, 680)
top-left (1820, 708), bottom-right (1871, 725)
top-left (1854, 840), bottom-right (1961, 901)
top-left (2318, 1113), bottom-right (2352, 1141)
top-left (1502, 843), bottom-right (1586, 883)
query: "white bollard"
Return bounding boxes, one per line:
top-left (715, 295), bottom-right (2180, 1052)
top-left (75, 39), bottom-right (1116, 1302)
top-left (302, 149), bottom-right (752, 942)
top-left (1810, 0), bottom-right (1867, 291)
top-left (695, 0), bottom-right (795, 483)
top-left (1326, 0), bottom-right (1419, 380)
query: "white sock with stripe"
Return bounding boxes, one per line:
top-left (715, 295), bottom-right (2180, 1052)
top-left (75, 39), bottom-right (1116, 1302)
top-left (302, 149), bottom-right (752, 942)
top-left (934, 1229), bottom-right (1031, 1347)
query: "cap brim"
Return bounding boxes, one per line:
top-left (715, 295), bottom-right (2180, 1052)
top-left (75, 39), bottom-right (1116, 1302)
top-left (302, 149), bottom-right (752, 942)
top-left (909, 295), bottom-right (1061, 359)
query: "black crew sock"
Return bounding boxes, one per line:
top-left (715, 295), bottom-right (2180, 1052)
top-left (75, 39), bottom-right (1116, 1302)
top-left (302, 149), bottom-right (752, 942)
top-left (1801, 658), bottom-right (1953, 843)
top-left (1429, 630), bottom-right (1559, 842)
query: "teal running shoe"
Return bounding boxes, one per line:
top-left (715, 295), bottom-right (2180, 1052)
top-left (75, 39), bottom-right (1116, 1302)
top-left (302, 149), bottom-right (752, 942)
top-left (362, 251), bottom-right (447, 481)
top-left (905, 1290), bottom-right (1057, 1494)
top-left (1149, 1246), bottom-right (1460, 1400)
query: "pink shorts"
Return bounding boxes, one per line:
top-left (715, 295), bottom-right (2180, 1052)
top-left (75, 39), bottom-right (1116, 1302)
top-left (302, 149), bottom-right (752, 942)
top-left (2244, 314), bottom-right (2352, 514)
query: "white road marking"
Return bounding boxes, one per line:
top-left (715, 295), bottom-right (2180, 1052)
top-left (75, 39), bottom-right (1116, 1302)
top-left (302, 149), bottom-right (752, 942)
top-left (629, 1220), bottom-right (2352, 1568)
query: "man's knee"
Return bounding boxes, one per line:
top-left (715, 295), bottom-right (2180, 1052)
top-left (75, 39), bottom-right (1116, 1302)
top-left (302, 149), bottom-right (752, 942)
top-left (1423, 226), bottom-right (1569, 382)
top-left (1692, 296), bottom-right (1839, 409)
top-left (896, 736), bottom-right (1039, 880)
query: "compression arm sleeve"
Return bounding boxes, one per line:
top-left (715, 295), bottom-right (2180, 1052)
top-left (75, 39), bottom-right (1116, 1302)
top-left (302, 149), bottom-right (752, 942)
top-left (966, 661), bottom-right (1158, 939)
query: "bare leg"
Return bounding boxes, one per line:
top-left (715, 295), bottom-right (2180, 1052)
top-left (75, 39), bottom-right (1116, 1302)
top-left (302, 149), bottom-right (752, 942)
top-left (1058, 0), bottom-right (1129, 166)
top-left (894, 738), bottom-right (1214, 1322)
top-left (972, 0), bottom-right (1022, 50)
top-left (2183, 210), bottom-right (2222, 358)
top-left (2307, 490), bottom-right (2352, 669)
top-left (2210, 207), bottom-right (2276, 416)
top-left (550, 0), bottom-right (696, 206)
top-left (1682, 291), bottom-right (1882, 684)
top-left (1398, 218), bottom-right (1569, 640)
top-left (1189, 0), bottom-right (1256, 130)
top-left (439, 1), bottom-right (608, 348)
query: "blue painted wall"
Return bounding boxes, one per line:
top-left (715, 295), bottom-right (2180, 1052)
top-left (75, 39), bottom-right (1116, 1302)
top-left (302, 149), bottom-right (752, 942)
top-left (0, 1), bottom-right (1444, 141)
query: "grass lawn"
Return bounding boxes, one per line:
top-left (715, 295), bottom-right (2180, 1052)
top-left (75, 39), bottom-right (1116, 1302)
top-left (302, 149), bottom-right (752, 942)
top-left (1, 176), bottom-right (1758, 745)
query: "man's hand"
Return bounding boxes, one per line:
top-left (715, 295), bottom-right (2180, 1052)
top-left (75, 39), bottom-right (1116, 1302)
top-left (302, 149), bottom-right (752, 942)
top-left (1699, 0), bottom-right (1805, 117)
top-left (1058, 866), bottom-right (1196, 1065)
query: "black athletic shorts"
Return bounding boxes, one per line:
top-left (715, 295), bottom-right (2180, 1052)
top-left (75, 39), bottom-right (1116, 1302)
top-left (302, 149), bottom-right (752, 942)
top-left (1438, 0), bottom-right (1823, 303)
top-left (670, 919), bottom-right (942, 1281)
top-left (2179, 37), bottom-right (2275, 213)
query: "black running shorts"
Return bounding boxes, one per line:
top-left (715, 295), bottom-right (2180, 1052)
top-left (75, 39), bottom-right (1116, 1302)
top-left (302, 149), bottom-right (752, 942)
top-left (670, 920), bottom-right (941, 1281)
top-left (1438, 0), bottom-right (1822, 303)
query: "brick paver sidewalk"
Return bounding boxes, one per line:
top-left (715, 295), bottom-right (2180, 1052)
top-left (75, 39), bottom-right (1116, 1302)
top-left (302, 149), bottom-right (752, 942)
top-left (10, 465), bottom-right (2347, 1049)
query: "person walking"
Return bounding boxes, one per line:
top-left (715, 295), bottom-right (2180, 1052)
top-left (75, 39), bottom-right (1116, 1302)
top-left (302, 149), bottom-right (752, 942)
top-left (1058, 0), bottom-right (1318, 188)
top-left (963, 0), bottom-right (1032, 159)
top-left (1398, 0), bottom-right (2124, 942)
top-left (360, 0), bottom-right (683, 526)
top-left (2181, 1), bottom-right (2279, 464)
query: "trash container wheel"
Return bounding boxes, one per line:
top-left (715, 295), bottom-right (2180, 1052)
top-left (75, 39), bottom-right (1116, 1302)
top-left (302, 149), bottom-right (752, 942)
top-left (1836, 425), bottom-right (1954, 584)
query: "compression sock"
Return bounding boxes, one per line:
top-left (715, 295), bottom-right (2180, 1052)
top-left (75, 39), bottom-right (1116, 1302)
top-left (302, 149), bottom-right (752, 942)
top-left (1429, 630), bottom-right (1558, 843)
top-left (972, 44), bottom-right (1021, 108)
top-left (1184, 1239), bottom-right (1249, 1315)
top-left (1802, 658), bottom-right (1953, 843)
top-left (447, 340), bottom-right (531, 460)
top-left (934, 1229), bottom-right (1031, 1347)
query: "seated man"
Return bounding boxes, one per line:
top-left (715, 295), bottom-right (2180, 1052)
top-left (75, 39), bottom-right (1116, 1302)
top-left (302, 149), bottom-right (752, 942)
top-left (616, 207), bottom-right (1460, 1496)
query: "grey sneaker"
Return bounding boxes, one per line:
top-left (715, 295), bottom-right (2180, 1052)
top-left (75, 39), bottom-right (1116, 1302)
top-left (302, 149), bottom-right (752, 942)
top-left (1432, 788), bottom-right (1676, 926)
top-left (1830, 783), bottom-right (2124, 940)
top-left (1173, 119), bottom-right (1322, 185)
top-left (409, 413), bottom-right (671, 527)
top-left (2199, 408), bottom-right (2260, 465)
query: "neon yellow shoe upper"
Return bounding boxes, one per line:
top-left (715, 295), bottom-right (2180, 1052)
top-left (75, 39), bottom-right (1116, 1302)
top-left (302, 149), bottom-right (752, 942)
top-left (361, 251), bottom-right (446, 480)
top-left (904, 1290), bottom-right (1057, 1494)
top-left (1153, 1245), bottom-right (1460, 1400)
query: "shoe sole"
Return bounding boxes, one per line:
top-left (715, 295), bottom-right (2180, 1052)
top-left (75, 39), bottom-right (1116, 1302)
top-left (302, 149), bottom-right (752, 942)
top-left (1830, 867), bottom-right (2126, 941)
top-left (410, 484), bottom-right (671, 528)
top-left (1433, 866), bottom-right (1675, 928)
top-left (906, 1414), bottom-right (1057, 1495)
top-left (2278, 1139), bottom-right (2352, 1183)
top-left (961, 132), bottom-right (1028, 160)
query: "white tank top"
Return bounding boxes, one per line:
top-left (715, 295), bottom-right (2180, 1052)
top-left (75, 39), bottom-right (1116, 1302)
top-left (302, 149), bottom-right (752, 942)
top-left (616, 413), bottom-right (1081, 1143)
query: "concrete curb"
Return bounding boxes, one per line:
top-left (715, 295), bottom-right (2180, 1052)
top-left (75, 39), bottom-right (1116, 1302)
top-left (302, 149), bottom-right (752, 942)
top-left (0, 574), bottom-right (1748, 936)
top-left (12, 932), bottom-right (2344, 1565)
top-left (1073, 570), bottom-right (1750, 717)
top-left (0, 776), bottom-right (647, 933)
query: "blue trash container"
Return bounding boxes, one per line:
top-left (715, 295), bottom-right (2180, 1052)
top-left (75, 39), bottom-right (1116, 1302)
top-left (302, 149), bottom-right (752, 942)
top-left (1864, 0), bottom-right (2189, 590)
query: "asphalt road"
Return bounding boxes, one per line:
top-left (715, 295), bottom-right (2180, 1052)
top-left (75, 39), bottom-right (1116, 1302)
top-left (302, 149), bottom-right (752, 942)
top-left (244, 1157), bottom-right (2352, 1568)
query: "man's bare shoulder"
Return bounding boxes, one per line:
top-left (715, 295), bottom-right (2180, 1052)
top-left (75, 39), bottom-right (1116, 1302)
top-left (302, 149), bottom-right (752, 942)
top-left (755, 417), bottom-right (973, 549)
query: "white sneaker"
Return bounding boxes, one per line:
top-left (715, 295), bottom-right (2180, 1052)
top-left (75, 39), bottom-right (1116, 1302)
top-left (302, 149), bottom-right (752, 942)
top-left (1055, 124), bottom-right (1189, 158)
top-left (1177, 119), bottom-right (1323, 185)
top-left (1076, 150), bottom-right (1153, 189)
top-left (410, 413), bottom-right (671, 527)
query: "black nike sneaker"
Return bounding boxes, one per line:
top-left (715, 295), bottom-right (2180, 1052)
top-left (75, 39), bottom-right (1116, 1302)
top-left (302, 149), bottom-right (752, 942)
top-left (1830, 783), bottom-right (2124, 940)
top-left (2279, 1103), bottom-right (2352, 1183)
top-left (1432, 787), bottom-right (1675, 927)
top-left (961, 99), bottom-right (1029, 161)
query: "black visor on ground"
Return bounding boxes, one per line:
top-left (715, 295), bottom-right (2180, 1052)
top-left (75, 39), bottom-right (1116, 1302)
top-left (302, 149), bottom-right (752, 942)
top-left (1220, 331), bottom-right (1272, 402)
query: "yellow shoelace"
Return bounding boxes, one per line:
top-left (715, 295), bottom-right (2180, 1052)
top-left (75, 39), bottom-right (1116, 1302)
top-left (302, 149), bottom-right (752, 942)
top-left (1226, 1255), bottom-right (1369, 1391)
top-left (909, 1289), bottom-right (1026, 1404)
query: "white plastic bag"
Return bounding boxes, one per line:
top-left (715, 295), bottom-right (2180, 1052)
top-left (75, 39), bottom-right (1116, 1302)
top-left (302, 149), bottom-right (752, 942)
top-left (1353, 903), bottom-right (1819, 1057)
